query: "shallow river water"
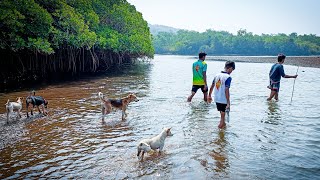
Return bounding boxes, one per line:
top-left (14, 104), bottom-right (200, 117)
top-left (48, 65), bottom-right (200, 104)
top-left (0, 55), bottom-right (319, 179)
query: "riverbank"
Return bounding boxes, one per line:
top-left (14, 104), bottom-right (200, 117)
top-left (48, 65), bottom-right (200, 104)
top-left (0, 115), bottom-right (29, 150)
top-left (204, 56), bottom-right (320, 68)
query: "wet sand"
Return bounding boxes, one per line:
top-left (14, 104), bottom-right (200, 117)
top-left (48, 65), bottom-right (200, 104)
top-left (0, 114), bottom-right (46, 150)
top-left (205, 56), bottom-right (320, 68)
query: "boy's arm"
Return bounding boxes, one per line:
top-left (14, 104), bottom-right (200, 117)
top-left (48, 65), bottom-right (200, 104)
top-left (209, 83), bottom-right (214, 97)
top-left (284, 74), bottom-right (298, 78)
top-left (203, 71), bottom-right (208, 89)
top-left (280, 65), bottom-right (297, 78)
top-left (224, 77), bottom-right (231, 109)
top-left (225, 87), bottom-right (230, 109)
top-left (208, 79), bottom-right (214, 102)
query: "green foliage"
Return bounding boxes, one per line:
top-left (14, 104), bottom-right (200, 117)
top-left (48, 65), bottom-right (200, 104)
top-left (153, 29), bottom-right (320, 56)
top-left (0, 0), bottom-right (154, 57)
top-left (0, 0), bottom-right (54, 53)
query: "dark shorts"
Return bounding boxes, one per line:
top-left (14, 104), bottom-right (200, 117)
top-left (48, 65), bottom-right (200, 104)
top-left (268, 81), bottom-right (280, 92)
top-left (216, 103), bottom-right (227, 112)
top-left (191, 85), bottom-right (208, 93)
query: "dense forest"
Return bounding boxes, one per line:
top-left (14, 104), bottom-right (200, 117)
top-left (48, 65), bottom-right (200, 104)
top-left (0, 0), bottom-right (154, 89)
top-left (152, 29), bottom-right (320, 56)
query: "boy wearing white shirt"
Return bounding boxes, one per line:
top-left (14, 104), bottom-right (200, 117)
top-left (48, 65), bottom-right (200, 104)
top-left (208, 61), bottom-right (235, 128)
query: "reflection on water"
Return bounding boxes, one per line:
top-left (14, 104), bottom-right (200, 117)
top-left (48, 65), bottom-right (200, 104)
top-left (210, 130), bottom-right (229, 173)
top-left (265, 101), bottom-right (282, 125)
top-left (0, 55), bottom-right (320, 179)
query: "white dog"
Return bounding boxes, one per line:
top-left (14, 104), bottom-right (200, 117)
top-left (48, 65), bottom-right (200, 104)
top-left (5, 97), bottom-right (23, 123)
top-left (137, 127), bottom-right (173, 161)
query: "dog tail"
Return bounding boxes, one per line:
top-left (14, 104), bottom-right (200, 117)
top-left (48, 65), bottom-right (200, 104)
top-left (5, 99), bottom-right (9, 106)
top-left (98, 92), bottom-right (106, 102)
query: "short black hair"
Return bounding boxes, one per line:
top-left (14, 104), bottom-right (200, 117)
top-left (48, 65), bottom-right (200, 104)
top-left (278, 53), bottom-right (286, 62)
top-left (199, 52), bottom-right (207, 59)
top-left (225, 61), bottom-right (235, 70)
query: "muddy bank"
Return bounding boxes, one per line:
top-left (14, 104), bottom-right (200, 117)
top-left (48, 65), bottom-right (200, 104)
top-left (205, 56), bottom-right (320, 68)
top-left (0, 114), bottom-right (39, 150)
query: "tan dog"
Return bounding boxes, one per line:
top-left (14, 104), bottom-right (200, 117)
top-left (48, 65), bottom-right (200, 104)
top-left (137, 127), bottom-right (173, 161)
top-left (98, 92), bottom-right (139, 120)
top-left (5, 97), bottom-right (23, 123)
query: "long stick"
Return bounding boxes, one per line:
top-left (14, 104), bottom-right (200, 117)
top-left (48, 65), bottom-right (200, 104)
top-left (290, 66), bottom-right (299, 103)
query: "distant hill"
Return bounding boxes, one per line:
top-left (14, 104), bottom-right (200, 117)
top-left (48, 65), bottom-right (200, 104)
top-left (148, 24), bottom-right (180, 35)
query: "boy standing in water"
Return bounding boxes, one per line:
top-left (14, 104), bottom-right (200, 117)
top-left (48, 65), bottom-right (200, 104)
top-left (208, 61), bottom-right (235, 129)
top-left (267, 54), bottom-right (298, 101)
top-left (187, 52), bottom-right (208, 102)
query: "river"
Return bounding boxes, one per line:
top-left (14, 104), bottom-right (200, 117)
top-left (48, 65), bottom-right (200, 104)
top-left (0, 55), bottom-right (319, 179)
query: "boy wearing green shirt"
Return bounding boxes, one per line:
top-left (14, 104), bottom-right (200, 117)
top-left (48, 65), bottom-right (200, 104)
top-left (187, 52), bottom-right (208, 102)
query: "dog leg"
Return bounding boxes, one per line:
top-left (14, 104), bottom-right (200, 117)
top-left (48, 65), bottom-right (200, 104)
top-left (141, 151), bottom-right (145, 161)
top-left (6, 112), bottom-right (9, 124)
top-left (18, 109), bottom-right (22, 118)
top-left (122, 106), bottom-right (127, 120)
top-left (158, 146), bottom-right (164, 155)
top-left (26, 105), bottom-right (30, 118)
top-left (137, 149), bottom-right (141, 157)
top-left (41, 105), bottom-right (47, 115)
top-left (37, 106), bottom-right (42, 114)
top-left (101, 107), bottom-right (105, 120)
top-left (122, 111), bottom-right (125, 120)
top-left (101, 107), bottom-right (105, 116)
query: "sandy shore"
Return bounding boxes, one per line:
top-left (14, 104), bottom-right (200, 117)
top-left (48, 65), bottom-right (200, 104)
top-left (0, 114), bottom-right (44, 150)
top-left (205, 56), bottom-right (320, 68)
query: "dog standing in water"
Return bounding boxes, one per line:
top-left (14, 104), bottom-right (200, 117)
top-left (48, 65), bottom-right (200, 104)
top-left (137, 127), bottom-right (173, 161)
top-left (98, 92), bottom-right (139, 120)
top-left (5, 97), bottom-right (23, 123)
top-left (25, 91), bottom-right (48, 118)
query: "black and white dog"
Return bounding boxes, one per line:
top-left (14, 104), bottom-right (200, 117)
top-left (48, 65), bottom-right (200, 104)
top-left (26, 91), bottom-right (48, 118)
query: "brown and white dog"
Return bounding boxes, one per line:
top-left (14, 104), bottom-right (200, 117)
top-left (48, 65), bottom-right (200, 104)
top-left (98, 92), bottom-right (139, 120)
top-left (137, 127), bottom-right (173, 161)
top-left (5, 97), bottom-right (23, 123)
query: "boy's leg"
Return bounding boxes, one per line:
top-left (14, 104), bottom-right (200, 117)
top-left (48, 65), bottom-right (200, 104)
top-left (187, 91), bottom-right (196, 102)
top-left (218, 111), bottom-right (226, 128)
top-left (267, 90), bottom-right (277, 101)
top-left (216, 103), bottom-right (227, 128)
top-left (203, 92), bottom-right (208, 102)
top-left (188, 86), bottom-right (198, 102)
top-left (274, 83), bottom-right (280, 101)
top-left (201, 85), bottom-right (208, 102)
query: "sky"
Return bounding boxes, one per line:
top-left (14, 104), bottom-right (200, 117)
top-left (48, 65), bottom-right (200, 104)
top-left (127, 0), bottom-right (320, 35)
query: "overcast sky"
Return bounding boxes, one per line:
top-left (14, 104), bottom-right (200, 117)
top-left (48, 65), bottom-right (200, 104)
top-left (127, 0), bottom-right (320, 35)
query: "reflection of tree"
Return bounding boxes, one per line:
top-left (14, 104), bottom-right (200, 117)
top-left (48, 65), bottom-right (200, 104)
top-left (210, 130), bottom-right (229, 173)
